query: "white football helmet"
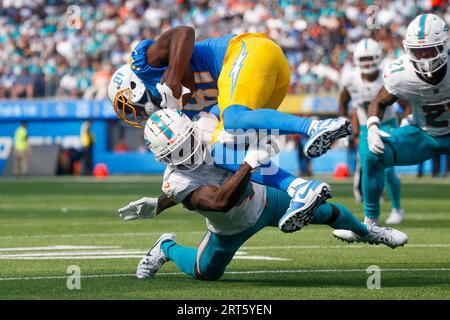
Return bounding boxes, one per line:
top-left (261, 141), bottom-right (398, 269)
top-left (108, 64), bottom-right (161, 128)
top-left (144, 109), bottom-right (206, 171)
top-left (403, 14), bottom-right (449, 77)
top-left (353, 38), bottom-right (382, 74)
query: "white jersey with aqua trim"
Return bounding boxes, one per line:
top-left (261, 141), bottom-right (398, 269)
top-left (383, 55), bottom-right (450, 136)
top-left (341, 67), bottom-right (396, 126)
top-left (162, 164), bottom-right (267, 236)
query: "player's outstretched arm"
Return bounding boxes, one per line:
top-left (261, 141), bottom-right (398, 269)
top-left (183, 136), bottom-right (277, 212)
top-left (184, 163), bottom-right (253, 212)
top-left (367, 86), bottom-right (398, 120)
top-left (118, 194), bottom-right (178, 221)
top-left (338, 87), bottom-right (351, 118)
top-left (146, 26), bottom-right (195, 99)
top-left (351, 109), bottom-right (360, 147)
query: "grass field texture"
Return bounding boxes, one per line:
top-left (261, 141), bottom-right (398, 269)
top-left (0, 176), bottom-right (449, 300)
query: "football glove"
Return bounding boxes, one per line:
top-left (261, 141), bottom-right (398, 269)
top-left (118, 197), bottom-right (158, 221)
top-left (243, 135), bottom-right (280, 169)
top-left (156, 83), bottom-right (191, 111)
top-left (367, 116), bottom-right (391, 155)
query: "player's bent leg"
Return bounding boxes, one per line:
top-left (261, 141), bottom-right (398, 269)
top-left (153, 231), bottom-right (235, 281)
top-left (363, 125), bottom-right (438, 224)
top-left (195, 232), bottom-right (235, 281)
top-left (195, 205), bottom-right (279, 281)
top-left (211, 141), bottom-right (328, 192)
top-left (221, 105), bottom-right (351, 158)
top-left (196, 186), bottom-right (304, 280)
top-left (221, 104), bottom-right (313, 135)
top-left (211, 141), bottom-right (333, 229)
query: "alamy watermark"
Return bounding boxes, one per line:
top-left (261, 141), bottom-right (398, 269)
top-left (366, 265), bottom-right (381, 289)
top-left (66, 265), bottom-right (81, 290)
top-left (366, 5), bottom-right (381, 30)
top-left (66, 5), bottom-right (81, 30)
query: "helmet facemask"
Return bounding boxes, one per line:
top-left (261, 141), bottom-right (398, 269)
top-left (356, 55), bottom-right (380, 75)
top-left (113, 88), bottom-right (161, 128)
top-left (404, 41), bottom-right (448, 77)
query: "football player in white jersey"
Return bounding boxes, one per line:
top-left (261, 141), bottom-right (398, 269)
top-left (120, 109), bottom-right (407, 281)
top-left (334, 14), bottom-right (450, 243)
top-left (339, 38), bottom-right (408, 224)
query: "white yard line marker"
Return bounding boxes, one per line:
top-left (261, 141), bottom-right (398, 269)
top-left (0, 245), bottom-right (121, 252)
top-left (0, 255), bottom-right (289, 261)
top-left (241, 244), bottom-right (450, 250)
top-left (233, 256), bottom-right (289, 261)
top-left (0, 231), bottom-right (204, 239)
top-left (1, 268), bottom-right (449, 281)
top-left (0, 251), bottom-right (146, 258)
top-left (0, 255), bottom-right (144, 260)
top-left (0, 248), bottom-right (287, 261)
top-left (224, 268), bottom-right (450, 274)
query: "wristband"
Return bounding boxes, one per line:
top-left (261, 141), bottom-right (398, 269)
top-left (367, 116), bottom-right (380, 128)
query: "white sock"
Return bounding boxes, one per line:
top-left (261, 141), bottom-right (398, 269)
top-left (391, 208), bottom-right (404, 215)
top-left (287, 178), bottom-right (309, 197)
top-left (364, 217), bottom-right (379, 226)
top-left (307, 120), bottom-right (319, 136)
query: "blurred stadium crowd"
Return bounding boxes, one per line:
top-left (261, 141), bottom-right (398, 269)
top-left (0, 0), bottom-right (449, 100)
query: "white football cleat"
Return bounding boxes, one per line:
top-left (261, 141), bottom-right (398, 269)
top-left (304, 118), bottom-right (352, 158)
top-left (385, 208), bottom-right (405, 225)
top-left (136, 233), bottom-right (176, 279)
top-left (333, 224), bottom-right (408, 249)
top-left (332, 229), bottom-right (360, 242)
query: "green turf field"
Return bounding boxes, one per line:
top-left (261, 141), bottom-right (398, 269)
top-left (0, 176), bottom-right (449, 300)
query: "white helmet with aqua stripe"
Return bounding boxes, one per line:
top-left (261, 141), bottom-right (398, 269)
top-left (144, 109), bottom-right (206, 171)
top-left (403, 14), bottom-right (449, 77)
top-left (353, 38), bottom-right (382, 74)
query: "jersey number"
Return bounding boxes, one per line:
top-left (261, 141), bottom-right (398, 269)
top-left (423, 103), bottom-right (450, 128)
top-left (184, 89), bottom-right (219, 111)
top-left (388, 60), bottom-right (405, 74)
top-left (184, 71), bottom-right (219, 111)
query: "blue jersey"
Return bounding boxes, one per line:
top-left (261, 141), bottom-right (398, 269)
top-left (130, 35), bottom-right (234, 119)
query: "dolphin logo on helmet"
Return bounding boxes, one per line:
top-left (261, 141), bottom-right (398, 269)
top-left (144, 109), bottom-right (207, 172)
